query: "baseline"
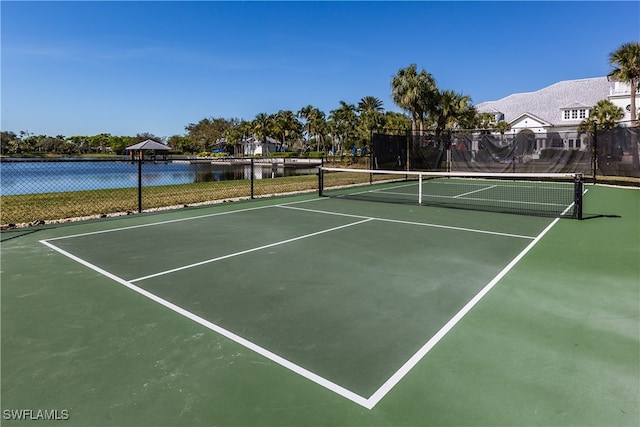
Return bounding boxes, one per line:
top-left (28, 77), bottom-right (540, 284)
top-left (44, 197), bottom-right (329, 242)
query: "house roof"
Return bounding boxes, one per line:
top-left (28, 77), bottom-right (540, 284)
top-left (475, 77), bottom-right (615, 126)
top-left (511, 112), bottom-right (551, 127)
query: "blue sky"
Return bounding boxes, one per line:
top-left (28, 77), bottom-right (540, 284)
top-left (2, 1), bottom-right (639, 138)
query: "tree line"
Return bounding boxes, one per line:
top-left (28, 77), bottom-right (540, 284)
top-left (2, 42), bottom-right (638, 157)
top-left (0, 64), bottom-right (497, 156)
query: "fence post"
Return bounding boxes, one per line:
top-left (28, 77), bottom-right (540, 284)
top-left (592, 122), bottom-right (598, 183)
top-left (250, 157), bottom-right (255, 199)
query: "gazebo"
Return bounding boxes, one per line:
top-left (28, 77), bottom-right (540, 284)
top-left (126, 139), bottom-right (171, 161)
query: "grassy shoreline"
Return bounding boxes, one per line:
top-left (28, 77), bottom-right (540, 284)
top-left (2, 171), bottom-right (637, 228)
top-left (1, 175), bottom-right (319, 227)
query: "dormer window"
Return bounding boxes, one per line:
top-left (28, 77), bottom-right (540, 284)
top-left (562, 108), bottom-right (588, 121)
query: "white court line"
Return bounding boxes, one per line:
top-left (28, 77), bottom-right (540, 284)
top-left (277, 205), bottom-right (536, 240)
top-left (375, 190), bottom-right (570, 208)
top-left (38, 197), bottom-right (565, 410)
top-left (39, 239), bottom-right (371, 409)
top-left (129, 218), bottom-right (373, 283)
top-left (454, 185), bottom-right (497, 198)
top-left (365, 213), bottom-right (564, 408)
top-left (45, 197), bottom-right (329, 242)
top-left (350, 181), bottom-right (416, 196)
top-left (44, 205), bottom-right (272, 241)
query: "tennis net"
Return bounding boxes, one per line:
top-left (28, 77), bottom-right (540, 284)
top-left (318, 167), bottom-right (584, 219)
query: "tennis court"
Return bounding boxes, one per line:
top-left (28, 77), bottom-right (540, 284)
top-left (1, 182), bottom-right (638, 426)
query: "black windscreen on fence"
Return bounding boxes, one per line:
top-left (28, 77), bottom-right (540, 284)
top-left (372, 127), bottom-right (640, 178)
top-left (595, 126), bottom-right (640, 177)
top-left (371, 133), bottom-right (438, 171)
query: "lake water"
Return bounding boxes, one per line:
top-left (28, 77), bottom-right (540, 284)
top-left (0, 159), bottom-right (319, 196)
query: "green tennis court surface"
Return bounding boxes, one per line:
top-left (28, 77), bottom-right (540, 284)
top-left (2, 184), bottom-right (638, 426)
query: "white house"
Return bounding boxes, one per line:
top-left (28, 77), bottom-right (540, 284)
top-left (241, 136), bottom-right (279, 156)
top-left (475, 77), bottom-right (639, 154)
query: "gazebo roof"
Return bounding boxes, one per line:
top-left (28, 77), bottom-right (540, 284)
top-left (126, 139), bottom-right (171, 151)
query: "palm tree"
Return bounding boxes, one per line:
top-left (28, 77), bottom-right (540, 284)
top-left (381, 112), bottom-right (412, 134)
top-left (432, 90), bottom-right (475, 137)
top-left (578, 99), bottom-right (625, 170)
top-left (297, 105), bottom-right (324, 152)
top-left (391, 64), bottom-right (437, 134)
top-left (493, 120), bottom-right (512, 144)
top-left (578, 99), bottom-right (624, 132)
top-left (328, 101), bottom-right (357, 154)
top-left (357, 96), bottom-right (385, 149)
top-left (608, 42), bottom-right (640, 126)
top-left (297, 105), bottom-right (314, 146)
top-left (358, 96), bottom-right (384, 113)
top-left (271, 110), bottom-right (301, 152)
top-left (608, 42), bottom-right (640, 169)
top-left (252, 113), bottom-right (273, 156)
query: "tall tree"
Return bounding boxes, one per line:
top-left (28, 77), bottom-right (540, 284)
top-left (608, 42), bottom-right (640, 126)
top-left (578, 99), bottom-right (624, 131)
top-left (88, 133), bottom-right (111, 153)
top-left (167, 135), bottom-right (197, 154)
top-left (431, 90), bottom-right (475, 137)
top-left (357, 96), bottom-right (384, 114)
top-left (298, 105), bottom-right (327, 152)
top-left (252, 113), bottom-right (273, 155)
top-left (1, 131), bottom-right (18, 155)
top-left (185, 117), bottom-right (233, 152)
top-left (493, 120), bottom-right (512, 144)
top-left (273, 110), bottom-right (302, 151)
top-left (297, 105), bottom-right (315, 144)
top-left (381, 112), bottom-right (412, 134)
top-left (224, 120), bottom-right (251, 156)
top-left (357, 96), bottom-right (385, 148)
top-left (328, 101), bottom-right (357, 153)
top-left (390, 64), bottom-right (437, 134)
top-left (608, 41), bottom-right (640, 169)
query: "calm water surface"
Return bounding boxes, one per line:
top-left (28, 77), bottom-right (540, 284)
top-left (0, 159), bottom-right (317, 195)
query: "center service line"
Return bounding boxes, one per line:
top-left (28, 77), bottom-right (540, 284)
top-left (129, 218), bottom-right (374, 283)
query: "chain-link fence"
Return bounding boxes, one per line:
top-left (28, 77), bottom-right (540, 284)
top-left (372, 125), bottom-right (640, 179)
top-left (3, 125), bottom-right (638, 227)
top-left (0, 157), bottom-right (323, 226)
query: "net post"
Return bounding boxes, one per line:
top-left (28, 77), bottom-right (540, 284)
top-left (574, 173), bottom-right (584, 220)
top-left (318, 165), bottom-right (324, 197)
top-left (418, 173), bottom-right (423, 205)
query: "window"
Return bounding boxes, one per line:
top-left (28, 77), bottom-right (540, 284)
top-left (552, 138), bottom-right (564, 148)
top-left (562, 109), bottom-right (588, 120)
top-left (576, 138), bottom-right (581, 149)
top-left (568, 139), bottom-right (574, 148)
